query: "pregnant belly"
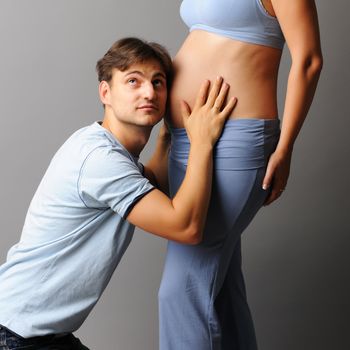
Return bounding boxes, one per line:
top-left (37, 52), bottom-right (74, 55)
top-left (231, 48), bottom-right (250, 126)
top-left (168, 32), bottom-right (282, 128)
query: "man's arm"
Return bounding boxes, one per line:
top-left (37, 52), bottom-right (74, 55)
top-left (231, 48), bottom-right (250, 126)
top-left (143, 122), bottom-right (171, 195)
top-left (127, 77), bottom-right (237, 244)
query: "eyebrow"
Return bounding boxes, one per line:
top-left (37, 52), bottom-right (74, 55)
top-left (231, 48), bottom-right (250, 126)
top-left (124, 70), bottom-right (166, 79)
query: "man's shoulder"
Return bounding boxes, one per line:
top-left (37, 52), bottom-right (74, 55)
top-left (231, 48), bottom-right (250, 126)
top-left (70, 122), bottom-right (114, 147)
top-left (64, 122), bottom-right (128, 159)
top-left (82, 145), bottom-right (138, 177)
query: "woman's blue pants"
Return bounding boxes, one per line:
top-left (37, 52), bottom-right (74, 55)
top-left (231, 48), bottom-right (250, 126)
top-left (159, 119), bottom-right (280, 350)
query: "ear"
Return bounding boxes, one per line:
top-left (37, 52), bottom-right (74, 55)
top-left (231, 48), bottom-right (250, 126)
top-left (98, 81), bottom-right (111, 106)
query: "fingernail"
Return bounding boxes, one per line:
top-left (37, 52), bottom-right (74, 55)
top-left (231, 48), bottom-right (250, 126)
top-left (262, 184), bottom-right (268, 190)
top-left (217, 76), bottom-right (223, 81)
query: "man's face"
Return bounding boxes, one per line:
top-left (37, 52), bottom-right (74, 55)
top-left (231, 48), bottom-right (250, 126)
top-left (102, 60), bottom-right (167, 128)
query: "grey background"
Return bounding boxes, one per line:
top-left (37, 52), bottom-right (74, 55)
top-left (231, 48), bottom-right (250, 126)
top-left (0, 1), bottom-right (348, 349)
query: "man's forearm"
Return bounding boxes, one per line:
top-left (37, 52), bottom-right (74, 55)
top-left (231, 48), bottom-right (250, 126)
top-left (127, 78), bottom-right (235, 244)
top-left (127, 142), bottom-right (214, 245)
top-left (170, 142), bottom-right (213, 243)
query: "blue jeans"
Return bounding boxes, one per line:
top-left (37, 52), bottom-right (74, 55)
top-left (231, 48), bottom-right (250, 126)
top-left (0, 326), bottom-right (89, 350)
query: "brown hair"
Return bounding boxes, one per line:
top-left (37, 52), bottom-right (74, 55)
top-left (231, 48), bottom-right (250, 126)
top-left (96, 37), bottom-right (173, 89)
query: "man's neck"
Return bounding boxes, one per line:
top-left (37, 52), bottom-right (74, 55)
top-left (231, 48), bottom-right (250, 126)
top-left (101, 116), bottom-right (152, 157)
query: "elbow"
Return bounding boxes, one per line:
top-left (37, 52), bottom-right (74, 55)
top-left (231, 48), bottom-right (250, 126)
top-left (310, 53), bottom-right (323, 74)
top-left (295, 52), bottom-right (323, 77)
top-left (187, 231), bottom-right (202, 245)
top-left (179, 224), bottom-right (203, 245)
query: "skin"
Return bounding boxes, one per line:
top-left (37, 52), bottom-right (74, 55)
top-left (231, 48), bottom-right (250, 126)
top-left (99, 59), bottom-right (237, 244)
top-left (168, 0), bottom-right (323, 206)
top-left (100, 60), bottom-right (168, 156)
top-left (261, 0), bottom-right (276, 17)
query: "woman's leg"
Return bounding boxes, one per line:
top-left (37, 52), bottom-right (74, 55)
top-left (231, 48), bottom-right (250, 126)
top-left (214, 239), bottom-right (257, 350)
top-left (159, 167), bottom-right (265, 350)
top-left (159, 119), bottom-right (279, 350)
top-left (159, 158), bottom-right (219, 349)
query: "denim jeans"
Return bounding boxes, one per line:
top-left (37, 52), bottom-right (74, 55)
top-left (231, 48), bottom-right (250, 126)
top-left (0, 326), bottom-right (90, 350)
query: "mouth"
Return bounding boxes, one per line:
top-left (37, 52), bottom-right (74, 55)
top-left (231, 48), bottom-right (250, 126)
top-left (137, 104), bottom-right (158, 111)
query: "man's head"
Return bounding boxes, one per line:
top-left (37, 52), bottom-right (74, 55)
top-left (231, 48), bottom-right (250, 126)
top-left (96, 37), bottom-right (173, 90)
top-left (96, 38), bottom-right (173, 129)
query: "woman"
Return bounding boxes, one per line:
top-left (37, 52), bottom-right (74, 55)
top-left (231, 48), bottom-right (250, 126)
top-left (158, 0), bottom-right (322, 349)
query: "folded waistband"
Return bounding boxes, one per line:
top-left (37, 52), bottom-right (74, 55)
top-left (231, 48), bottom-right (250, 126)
top-left (169, 118), bottom-right (280, 170)
top-left (170, 118), bottom-right (280, 136)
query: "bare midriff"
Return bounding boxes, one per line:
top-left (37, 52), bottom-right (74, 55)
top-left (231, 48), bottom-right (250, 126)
top-left (168, 30), bottom-right (283, 128)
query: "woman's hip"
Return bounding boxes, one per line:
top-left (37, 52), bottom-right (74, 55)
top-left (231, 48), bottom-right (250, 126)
top-left (169, 118), bottom-right (280, 171)
top-left (168, 118), bottom-right (280, 245)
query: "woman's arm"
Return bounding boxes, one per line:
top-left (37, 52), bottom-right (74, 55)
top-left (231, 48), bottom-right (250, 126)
top-left (263, 0), bottom-right (323, 205)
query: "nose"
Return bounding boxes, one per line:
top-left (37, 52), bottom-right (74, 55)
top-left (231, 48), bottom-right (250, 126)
top-left (143, 81), bottom-right (156, 100)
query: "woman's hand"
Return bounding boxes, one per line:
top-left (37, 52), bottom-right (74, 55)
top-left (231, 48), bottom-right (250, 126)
top-left (262, 149), bottom-right (292, 205)
top-left (181, 77), bottom-right (237, 147)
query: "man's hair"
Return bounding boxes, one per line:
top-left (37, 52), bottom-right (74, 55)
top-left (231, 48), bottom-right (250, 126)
top-left (96, 37), bottom-right (173, 89)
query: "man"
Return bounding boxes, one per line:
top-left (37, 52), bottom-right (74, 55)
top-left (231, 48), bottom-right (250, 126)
top-left (0, 37), bottom-right (236, 349)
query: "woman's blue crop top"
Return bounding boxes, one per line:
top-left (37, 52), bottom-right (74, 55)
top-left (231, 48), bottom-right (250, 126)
top-left (180, 0), bottom-right (285, 50)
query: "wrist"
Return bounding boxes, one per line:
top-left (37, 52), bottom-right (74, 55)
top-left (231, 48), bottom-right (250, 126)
top-left (274, 145), bottom-right (293, 160)
top-left (190, 142), bottom-right (214, 154)
top-left (275, 139), bottom-right (294, 157)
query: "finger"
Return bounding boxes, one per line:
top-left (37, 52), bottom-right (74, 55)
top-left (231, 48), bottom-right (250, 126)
top-left (264, 192), bottom-right (278, 206)
top-left (220, 96), bottom-right (237, 119)
top-left (193, 80), bottom-right (210, 110)
top-left (264, 179), bottom-right (286, 205)
top-left (264, 188), bottom-right (282, 206)
top-left (212, 82), bottom-right (230, 112)
top-left (262, 164), bottom-right (274, 191)
top-left (206, 76), bottom-right (223, 107)
top-left (180, 100), bottom-right (191, 122)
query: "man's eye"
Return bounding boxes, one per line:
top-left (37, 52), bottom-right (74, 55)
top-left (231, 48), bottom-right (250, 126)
top-left (153, 79), bottom-right (165, 87)
top-left (128, 78), bottom-right (137, 85)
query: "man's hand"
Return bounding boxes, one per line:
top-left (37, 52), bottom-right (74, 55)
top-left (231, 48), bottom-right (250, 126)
top-left (127, 78), bottom-right (238, 244)
top-left (181, 77), bottom-right (237, 147)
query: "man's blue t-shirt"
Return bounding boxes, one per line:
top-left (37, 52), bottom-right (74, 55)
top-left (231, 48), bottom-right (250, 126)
top-left (0, 122), bottom-right (154, 337)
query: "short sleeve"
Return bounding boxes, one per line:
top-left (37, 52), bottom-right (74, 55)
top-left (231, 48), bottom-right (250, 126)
top-left (78, 146), bottom-right (154, 219)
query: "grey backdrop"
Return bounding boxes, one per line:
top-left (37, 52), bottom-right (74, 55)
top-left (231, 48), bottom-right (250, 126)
top-left (0, 1), bottom-right (348, 349)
